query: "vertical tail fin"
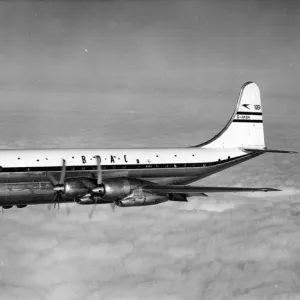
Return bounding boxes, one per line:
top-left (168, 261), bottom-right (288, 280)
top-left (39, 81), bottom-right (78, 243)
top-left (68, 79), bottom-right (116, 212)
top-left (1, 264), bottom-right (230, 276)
top-left (195, 81), bottom-right (265, 148)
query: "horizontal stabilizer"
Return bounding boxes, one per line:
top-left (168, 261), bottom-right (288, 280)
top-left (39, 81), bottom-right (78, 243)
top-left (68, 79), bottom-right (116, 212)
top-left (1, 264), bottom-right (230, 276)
top-left (143, 184), bottom-right (281, 196)
top-left (242, 148), bottom-right (297, 154)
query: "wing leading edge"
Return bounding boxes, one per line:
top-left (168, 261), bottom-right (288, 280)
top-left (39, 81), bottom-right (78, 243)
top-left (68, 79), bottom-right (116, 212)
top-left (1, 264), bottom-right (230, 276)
top-left (143, 184), bottom-right (281, 197)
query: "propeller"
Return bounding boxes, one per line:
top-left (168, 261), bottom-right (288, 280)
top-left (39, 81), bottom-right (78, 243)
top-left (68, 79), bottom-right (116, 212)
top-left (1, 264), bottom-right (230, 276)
top-left (92, 155), bottom-right (104, 195)
top-left (95, 157), bottom-right (115, 213)
top-left (89, 156), bottom-right (102, 219)
top-left (47, 159), bottom-right (66, 210)
top-left (89, 155), bottom-right (114, 219)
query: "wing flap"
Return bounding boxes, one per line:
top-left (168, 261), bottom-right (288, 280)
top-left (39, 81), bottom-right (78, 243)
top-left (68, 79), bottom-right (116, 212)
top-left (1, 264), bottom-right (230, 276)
top-left (143, 184), bottom-right (280, 196)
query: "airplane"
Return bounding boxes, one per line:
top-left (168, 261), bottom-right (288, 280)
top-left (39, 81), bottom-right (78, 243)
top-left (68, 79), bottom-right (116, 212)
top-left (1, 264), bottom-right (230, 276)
top-left (0, 81), bottom-right (296, 214)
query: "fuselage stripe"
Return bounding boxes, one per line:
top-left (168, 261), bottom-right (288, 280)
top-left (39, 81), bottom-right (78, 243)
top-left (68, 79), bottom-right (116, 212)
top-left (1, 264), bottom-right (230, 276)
top-left (236, 112), bottom-right (262, 116)
top-left (233, 120), bottom-right (263, 123)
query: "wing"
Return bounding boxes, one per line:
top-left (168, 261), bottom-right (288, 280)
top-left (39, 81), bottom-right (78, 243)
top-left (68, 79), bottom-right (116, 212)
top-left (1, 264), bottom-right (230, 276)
top-left (242, 147), bottom-right (297, 154)
top-left (143, 184), bottom-right (280, 197)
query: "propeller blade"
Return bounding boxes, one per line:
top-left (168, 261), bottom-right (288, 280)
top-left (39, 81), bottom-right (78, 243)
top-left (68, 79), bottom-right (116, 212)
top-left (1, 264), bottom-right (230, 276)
top-left (59, 159), bottom-right (66, 185)
top-left (53, 194), bottom-right (58, 207)
top-left (96, 156), bottom-right (102, 185)
top-left (111, 202), bottom-right (116, 213)
top-left (88, 202), bottom-right (97, 219)
top-left (47, 173), bottom-right (58, 186)
top-left (54, 194), bottom-right (60, 209)
top-left (88, 156), bottom-right (104, 219)
top-left (91, 156), bottom-right (105, 195)
top-left (58, 194), bottom-right (63, 208)
top-left (55, 201), bottom-right (60, 209)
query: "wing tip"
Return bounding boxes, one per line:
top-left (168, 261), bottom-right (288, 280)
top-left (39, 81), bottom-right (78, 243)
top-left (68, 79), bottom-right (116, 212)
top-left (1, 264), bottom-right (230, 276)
top-left (258, 188), bottom-right (281, 192)
top-left (287, 150), bottom-right (298, 154)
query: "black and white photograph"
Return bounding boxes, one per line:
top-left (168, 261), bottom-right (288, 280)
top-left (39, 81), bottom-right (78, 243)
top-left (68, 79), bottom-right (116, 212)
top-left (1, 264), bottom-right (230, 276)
top-left (0, 0), bottom-right (299, 299)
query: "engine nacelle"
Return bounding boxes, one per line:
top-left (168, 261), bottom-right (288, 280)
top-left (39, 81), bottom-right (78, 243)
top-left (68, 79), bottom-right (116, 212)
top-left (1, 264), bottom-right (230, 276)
top-left (74, 178), bottom-right (142, 204)
top-left (100, 178), bottom-right (132, 201)
top-left (64, 177), bottom-right (95, 198)
top-left (115, 191), bottom-right (168, 207)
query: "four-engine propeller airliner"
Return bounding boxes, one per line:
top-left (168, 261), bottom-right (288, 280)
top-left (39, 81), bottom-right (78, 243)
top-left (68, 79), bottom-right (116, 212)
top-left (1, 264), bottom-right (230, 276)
top-left (0, 82), bottom-right (296, 212)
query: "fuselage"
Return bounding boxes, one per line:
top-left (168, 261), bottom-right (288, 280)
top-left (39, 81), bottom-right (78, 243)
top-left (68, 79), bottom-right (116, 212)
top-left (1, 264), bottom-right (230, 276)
top-left (0, 147), bottom-right (260, 207)
top-left (0, 147), bottom-right (251, 181)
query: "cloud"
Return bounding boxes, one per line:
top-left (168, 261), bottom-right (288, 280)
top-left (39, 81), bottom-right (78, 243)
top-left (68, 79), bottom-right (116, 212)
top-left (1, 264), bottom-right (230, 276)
top-left (2, 183), bottom-right (300, 300)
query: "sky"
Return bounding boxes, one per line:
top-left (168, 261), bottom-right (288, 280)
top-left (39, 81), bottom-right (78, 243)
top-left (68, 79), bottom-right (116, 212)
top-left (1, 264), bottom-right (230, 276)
top-left (0, 0), bottom-right (300, 299)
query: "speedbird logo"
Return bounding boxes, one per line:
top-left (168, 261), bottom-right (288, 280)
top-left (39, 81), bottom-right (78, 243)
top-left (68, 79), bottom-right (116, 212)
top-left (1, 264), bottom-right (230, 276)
top-left (242, 104), bottom-right (250, 109)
